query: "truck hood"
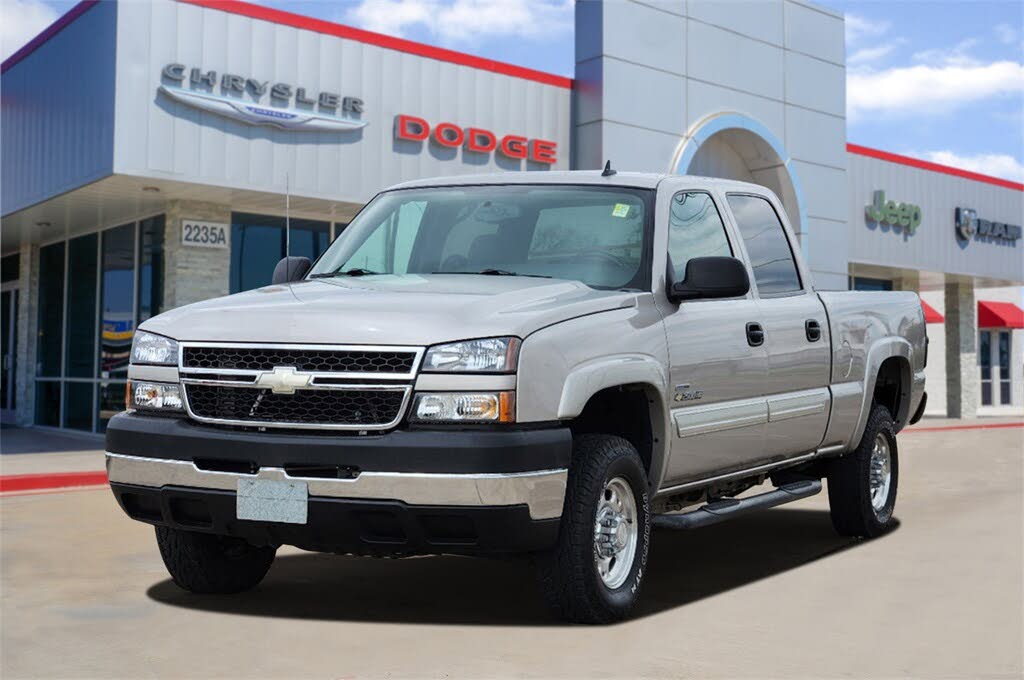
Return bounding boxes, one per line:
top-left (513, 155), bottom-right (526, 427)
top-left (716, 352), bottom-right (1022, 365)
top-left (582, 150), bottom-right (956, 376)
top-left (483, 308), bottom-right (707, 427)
top-left (140, 275), bottom-right (638, 346)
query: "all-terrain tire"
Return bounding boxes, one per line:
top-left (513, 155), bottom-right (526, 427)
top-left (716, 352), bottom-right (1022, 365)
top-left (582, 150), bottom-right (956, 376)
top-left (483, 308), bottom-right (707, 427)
top-left (535, 434), bottom-right (651, 624)
top-left (827, 404), bottom-right (899, 537)
top-left (156, 526), bottom-right (276, 594)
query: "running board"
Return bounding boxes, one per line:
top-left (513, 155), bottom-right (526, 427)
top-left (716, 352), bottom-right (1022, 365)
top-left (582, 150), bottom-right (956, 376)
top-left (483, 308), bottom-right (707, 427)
top-left (652, 480), bottom-right (822, 530)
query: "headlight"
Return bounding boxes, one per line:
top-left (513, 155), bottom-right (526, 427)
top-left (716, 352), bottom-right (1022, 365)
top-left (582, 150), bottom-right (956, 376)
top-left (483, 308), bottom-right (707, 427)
top-left (422, 337), bottom-right (520, 373)
top-left (127, 381), bottom-right (184, 412)
top-left (131, 331), bottom-right (179, 365)
top-left (411, 392), bottom-right (515, 423)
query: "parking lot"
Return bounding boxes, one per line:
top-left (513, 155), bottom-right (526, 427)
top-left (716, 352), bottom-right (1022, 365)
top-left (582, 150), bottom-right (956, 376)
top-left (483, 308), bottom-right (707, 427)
top-left (1, 420), bottom-right (1021, 679)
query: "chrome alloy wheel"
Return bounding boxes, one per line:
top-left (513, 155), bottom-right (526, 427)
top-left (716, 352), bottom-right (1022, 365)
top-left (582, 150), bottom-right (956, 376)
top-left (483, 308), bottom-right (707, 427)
top-left (869, 432), bottom-right (893, 516)
top-left (594, 476), bottom-right (638, 589)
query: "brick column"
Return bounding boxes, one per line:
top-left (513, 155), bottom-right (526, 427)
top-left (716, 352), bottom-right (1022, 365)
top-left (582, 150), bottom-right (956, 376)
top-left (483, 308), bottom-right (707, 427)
top-left (944, 279), bottom-right (978, 419)
top-left (162, 201), bottom-right (232, 310)
top-left (14, 242), bottom-right (39, 426)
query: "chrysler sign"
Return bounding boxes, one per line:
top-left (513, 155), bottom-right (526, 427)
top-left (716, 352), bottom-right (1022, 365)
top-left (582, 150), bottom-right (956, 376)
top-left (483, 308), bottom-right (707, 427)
top-left (160, 64), bottom-right (366, 132)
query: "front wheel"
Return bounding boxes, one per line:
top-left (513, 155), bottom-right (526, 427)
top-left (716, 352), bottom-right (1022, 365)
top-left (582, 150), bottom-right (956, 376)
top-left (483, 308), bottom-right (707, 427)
top-left (156, 526), bottom-right (276, 594)
top-left (827, 404), bottom-right (899, 537)
top-left (535, 434), bottom-right (651, 624)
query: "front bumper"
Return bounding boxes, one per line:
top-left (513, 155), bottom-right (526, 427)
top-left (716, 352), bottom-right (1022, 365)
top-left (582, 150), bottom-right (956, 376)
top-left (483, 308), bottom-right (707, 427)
top-left (105, 413), bottom-right (570, 555)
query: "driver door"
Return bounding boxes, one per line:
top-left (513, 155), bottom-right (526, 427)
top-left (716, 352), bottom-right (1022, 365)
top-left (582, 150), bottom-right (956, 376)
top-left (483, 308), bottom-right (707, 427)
top-left (658, 190), bottom-right (768, 486)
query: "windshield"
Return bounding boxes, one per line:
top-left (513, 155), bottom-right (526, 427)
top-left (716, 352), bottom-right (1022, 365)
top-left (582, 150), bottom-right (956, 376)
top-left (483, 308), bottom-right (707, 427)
top-left (309, 185), bottom-right (654, 290)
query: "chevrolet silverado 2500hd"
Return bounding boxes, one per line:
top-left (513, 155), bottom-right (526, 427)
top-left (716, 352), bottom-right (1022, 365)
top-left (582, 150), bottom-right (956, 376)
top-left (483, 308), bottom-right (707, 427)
top-left (107, 171), bottom-right (927, 623)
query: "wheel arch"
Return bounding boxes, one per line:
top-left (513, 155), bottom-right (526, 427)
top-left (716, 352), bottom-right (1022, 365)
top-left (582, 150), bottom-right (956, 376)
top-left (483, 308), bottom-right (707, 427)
top-left (852, 338), bottom-right (913, 444)
top-left (557, 355), bottom-right (670, 488)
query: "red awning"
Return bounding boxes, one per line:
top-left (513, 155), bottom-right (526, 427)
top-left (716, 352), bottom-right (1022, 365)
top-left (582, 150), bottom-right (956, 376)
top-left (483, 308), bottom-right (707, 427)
top-left (978, 301), bottom-right (1024, 329)
top-left (921, 301), bottom-right (945, 324)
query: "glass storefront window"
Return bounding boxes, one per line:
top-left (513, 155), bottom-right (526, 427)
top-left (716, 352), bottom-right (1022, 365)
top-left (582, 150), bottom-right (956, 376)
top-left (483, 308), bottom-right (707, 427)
top-left (31, 216), bottom-right (163, 430)
top-left (138, 215), bottom-right (165, 323)
top-left (97, 381), bottom-right (126, 433)
top-left (998, 331), bottom-right (1011, 405)
top-left (65, 234), bottom-right (99, 377)
top-left (34, 381), bottom-right (61, 426)
top-left (230, 213), bottom-right (331, 293)
top-left (99, 224), bottom-right (136, 379)
top-left (63, 382), bottom-right (94, 431)
top-left (979, 331), bottom-right (992, 406)
top-left (36, 242), bottom-right (65, 377)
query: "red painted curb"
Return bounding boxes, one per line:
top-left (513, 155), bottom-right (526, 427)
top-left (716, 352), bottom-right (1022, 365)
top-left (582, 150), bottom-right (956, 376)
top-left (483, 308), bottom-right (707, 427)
top-left (906, 422), bottom-right (1024, 433)
top-left (0, 471), bottom-right (108, 493)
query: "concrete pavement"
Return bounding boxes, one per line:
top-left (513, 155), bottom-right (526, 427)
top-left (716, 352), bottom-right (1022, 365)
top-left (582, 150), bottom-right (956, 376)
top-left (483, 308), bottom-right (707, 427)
top-left (1, 422), bottom-right (1022, 678)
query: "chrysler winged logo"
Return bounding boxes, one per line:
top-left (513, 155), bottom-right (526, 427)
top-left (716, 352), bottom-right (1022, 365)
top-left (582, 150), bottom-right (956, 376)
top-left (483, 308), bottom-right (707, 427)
top-left (158, 63), bottom-right (367, 132)
top-left (254, 366), bottom-right (313, 394)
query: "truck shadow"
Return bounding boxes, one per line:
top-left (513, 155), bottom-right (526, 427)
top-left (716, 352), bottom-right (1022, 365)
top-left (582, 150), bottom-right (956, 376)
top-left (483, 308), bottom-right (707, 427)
top-left (146, 508), bottom-right (898, 626)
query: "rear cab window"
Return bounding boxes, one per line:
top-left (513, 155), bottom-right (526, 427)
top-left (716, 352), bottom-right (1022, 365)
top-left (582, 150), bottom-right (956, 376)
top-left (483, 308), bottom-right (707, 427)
top-left (725, 193), bottom-right (802, 295)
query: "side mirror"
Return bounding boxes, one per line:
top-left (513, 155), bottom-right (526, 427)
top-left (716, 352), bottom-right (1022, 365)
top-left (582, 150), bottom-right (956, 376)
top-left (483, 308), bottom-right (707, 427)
top-left (272, 256), bottom-right (312, 285)
top-left (669, 256), bottom-right (749, 303)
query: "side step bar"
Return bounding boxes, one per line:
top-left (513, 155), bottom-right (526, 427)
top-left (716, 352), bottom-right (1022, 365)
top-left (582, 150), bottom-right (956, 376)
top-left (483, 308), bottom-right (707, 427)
top-left (652, 479), bottom-right (822, 531)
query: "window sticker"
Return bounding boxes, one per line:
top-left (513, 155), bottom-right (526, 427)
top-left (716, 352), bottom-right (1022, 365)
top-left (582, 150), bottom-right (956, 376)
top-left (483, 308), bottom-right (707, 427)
top-left (611, 203), bottom-right (630, 218)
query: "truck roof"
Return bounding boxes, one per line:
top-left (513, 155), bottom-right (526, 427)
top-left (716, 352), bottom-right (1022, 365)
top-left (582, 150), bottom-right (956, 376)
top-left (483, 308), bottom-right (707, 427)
top-left (386, 170), bottom-right (771, 194)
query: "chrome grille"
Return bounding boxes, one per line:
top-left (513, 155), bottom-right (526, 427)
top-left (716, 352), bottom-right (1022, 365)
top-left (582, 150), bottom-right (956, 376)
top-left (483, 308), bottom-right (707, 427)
top-left (184, 384), bottom-right (408, 428)
top-left (178, 343), bottom-right (422, 431)
top-left (182, 345), bottom-right (417, 374)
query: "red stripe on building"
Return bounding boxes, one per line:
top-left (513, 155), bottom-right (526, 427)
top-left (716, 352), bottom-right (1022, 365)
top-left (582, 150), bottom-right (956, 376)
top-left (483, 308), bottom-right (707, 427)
top-left (0, 471), bottom-right (108, 493)
top-left (847, 144), bottom-right (1024, 192)
top-left (178, 0), bottom-right (573, 89)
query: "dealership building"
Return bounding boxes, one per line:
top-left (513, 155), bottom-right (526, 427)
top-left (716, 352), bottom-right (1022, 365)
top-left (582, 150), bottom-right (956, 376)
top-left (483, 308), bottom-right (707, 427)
top-left (2, 0), bottom-right (1022, 432)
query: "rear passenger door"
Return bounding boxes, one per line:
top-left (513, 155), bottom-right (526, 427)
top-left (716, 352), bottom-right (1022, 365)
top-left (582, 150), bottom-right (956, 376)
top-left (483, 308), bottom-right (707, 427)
top-left (724, 193), bottom-right (831, 460)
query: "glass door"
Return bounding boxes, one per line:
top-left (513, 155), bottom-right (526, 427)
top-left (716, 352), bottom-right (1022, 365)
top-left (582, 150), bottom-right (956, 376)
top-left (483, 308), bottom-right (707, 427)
top-left (1, 288), bottom-right (18, 423)
top-left (979, 330), bottom-right (1013, 407)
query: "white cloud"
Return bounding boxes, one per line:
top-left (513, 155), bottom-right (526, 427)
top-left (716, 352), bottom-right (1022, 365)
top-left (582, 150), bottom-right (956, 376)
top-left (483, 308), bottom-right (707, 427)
top-left (848, 33), bottom-right (1024, 121)
top-left (0, 0), bottom-right (58, 62)
top-left (345, 0), bottom-right (573, 44)
top-left (918, 150), bottom-right (1024, 183)
top-left (994, 22), bottom-right (1017, 45)
top-left (913, 38), bottom-right (980, 68)
top-left (845, 13), bottom-right (890, 47)
top-left (848, 44), bottom-right (896, 68)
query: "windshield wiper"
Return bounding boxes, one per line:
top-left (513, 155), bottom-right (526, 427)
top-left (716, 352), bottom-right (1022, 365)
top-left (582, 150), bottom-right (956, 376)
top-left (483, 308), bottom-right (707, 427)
top-left (310, 268), bottom-right (381, 278)
top-left (431, 269), bottom-right (552, 278)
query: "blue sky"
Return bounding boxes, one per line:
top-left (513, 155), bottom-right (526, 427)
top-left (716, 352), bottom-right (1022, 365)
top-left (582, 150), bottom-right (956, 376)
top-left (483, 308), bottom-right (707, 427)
top-left (3, 0), bottom-right (1022, 181)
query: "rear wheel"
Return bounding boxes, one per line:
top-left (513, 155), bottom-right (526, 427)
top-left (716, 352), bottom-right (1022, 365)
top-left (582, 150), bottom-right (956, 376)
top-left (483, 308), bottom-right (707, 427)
top-left (156, 526), bottom-right (276, 594)
top-left (827, 404), bottom-right (899, 537)
top-left (535, 434), bottom-right (651, 624)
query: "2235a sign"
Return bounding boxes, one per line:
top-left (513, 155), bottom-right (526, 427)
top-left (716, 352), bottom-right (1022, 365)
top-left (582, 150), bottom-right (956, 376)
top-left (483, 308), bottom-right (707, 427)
top-left (181, 220), bottom-right (229, 249)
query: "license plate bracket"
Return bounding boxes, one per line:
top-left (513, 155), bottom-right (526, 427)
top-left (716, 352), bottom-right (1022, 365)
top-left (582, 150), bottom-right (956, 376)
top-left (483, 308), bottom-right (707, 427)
top-left (236, 479), bottom-right (308, 524)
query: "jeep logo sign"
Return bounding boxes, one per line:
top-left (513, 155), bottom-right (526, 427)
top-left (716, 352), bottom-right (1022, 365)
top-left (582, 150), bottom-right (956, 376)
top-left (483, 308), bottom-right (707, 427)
top-left (865, 190), bottom-right (922, 234)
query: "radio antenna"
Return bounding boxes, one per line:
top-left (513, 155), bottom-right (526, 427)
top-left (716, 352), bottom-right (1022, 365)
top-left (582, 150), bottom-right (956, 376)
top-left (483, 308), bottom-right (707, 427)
top-left (285, 172), bottom-right (291, 259)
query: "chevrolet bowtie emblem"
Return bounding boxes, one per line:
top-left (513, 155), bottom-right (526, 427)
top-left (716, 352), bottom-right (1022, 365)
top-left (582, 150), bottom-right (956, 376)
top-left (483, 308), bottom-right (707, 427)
top-left (254, 366), bottom-right (312, 394)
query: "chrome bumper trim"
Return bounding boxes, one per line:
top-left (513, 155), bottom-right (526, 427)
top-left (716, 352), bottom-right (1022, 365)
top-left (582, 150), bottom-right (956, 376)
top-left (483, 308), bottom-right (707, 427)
top-left (105, 452), bottom-right (567, 520)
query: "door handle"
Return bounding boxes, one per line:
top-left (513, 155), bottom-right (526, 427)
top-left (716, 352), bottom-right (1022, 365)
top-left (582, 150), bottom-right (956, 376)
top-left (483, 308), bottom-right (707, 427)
top-left (805, 319), bottom-right (822, 342)
top-left (746, 322), bottom-right (765, 347)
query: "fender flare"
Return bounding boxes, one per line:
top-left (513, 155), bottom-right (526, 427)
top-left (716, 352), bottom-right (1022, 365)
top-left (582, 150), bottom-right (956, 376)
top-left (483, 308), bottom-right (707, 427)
top-left (851, 337), bottom-right (914, 445)
top-left (556, 354), bottom-right (670, 486)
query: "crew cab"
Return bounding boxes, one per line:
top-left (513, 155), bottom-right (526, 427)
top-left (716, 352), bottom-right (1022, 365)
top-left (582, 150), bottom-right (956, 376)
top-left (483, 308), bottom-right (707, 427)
top-left (107, 170), bottom-right (927, 623)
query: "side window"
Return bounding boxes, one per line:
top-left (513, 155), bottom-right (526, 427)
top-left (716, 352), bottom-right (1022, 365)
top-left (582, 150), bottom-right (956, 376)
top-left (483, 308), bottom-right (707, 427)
top-left (726, 194), bottom-right (802, 295)
top-left (667, 192), bottom-right (732, 282)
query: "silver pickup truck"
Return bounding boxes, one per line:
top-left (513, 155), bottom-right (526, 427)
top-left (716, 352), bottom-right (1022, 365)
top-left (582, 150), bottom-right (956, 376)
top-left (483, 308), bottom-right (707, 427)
top-left (107, 170), bottom-right (927, 623)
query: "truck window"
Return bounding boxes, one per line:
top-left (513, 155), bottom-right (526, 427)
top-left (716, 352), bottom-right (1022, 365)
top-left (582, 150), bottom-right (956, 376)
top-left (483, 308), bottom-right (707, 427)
top-left (311, 185), bottom-right (653, 290)
top-left (667, 192), bottom-right (732, 282)
top-left (345, 201), bottom-right (425, 273)
top-left (726, 194), bottom-right (802, 295)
